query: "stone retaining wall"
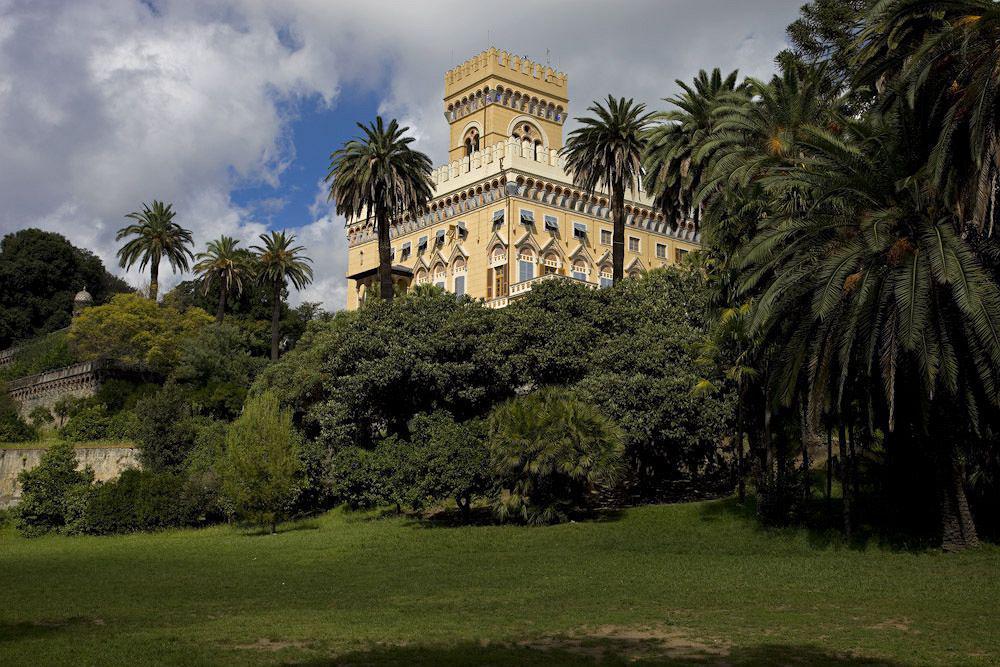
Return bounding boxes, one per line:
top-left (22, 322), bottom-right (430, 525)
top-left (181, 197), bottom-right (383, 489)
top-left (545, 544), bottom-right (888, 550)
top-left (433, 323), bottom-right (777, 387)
top-left (0, 445), bottom-right (140, 508)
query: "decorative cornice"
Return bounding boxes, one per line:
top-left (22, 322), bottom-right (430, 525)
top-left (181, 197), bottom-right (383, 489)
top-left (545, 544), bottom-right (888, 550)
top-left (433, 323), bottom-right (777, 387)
top-left (347, 169), bottom-right (701, 248)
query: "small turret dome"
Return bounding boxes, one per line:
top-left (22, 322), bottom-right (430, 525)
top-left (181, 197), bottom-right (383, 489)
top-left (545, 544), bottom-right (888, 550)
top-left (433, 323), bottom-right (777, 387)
top-left (73, 286), bottom-right (93, 317)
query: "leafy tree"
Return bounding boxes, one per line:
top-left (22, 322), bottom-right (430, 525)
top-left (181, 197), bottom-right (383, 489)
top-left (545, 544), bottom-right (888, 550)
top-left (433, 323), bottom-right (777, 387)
top-left (0, 228), bottom-right (129, 347)
top-left (116, 200), bottom-right (194, 302)
top-left (577, 270), bottom-right (734, 500)
top-left (13, 441), bottom-right (93, 536)
top-left (326, 116), bottom-right (434, 305)
top-left (407, 411), bottom-right (489, 519)
top-left (781, 0), bottom-right (876, 98)
top-left (193, 236), bottom-right (252, 323)
top-left (68, 293), bottom-right (213, 372)
top-left (0, 385), bottom-right (34, 443)
top-left (28, 405), bottom-right (54, 429)
top-left (221, 391), bottom-right (303, 533)
top-left (251, 231), bottom-right (313, 361)
top-left (562, 96), bottom-right (653, 283)
top-left (488, 387), bottom-right (624, 525)
top-left (255, 289), bottom-right (508, 447)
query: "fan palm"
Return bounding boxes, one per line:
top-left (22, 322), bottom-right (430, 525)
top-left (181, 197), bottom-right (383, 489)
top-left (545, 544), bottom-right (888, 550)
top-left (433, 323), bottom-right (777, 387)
top-left (854, 0), bottom-right (1000, 236)
top-left (116, 200), bottom-right (193, 301)
top-left (193, 236), bottom-right (251, 323)
top-left (251, 231), bottom-right (313, 360)
top-left (562, 96), bottom-right (653, 283)
top-left (643, 69), bottom-right (745, 229)
top-left (326, 117), bottom-right (434, 305)
top-left (737, 111), bottom-right (1000, 550)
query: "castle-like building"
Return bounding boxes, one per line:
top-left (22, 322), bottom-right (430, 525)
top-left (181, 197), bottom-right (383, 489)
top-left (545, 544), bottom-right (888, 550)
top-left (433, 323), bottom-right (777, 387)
top-left (345, 48), bottom-right (700, 309)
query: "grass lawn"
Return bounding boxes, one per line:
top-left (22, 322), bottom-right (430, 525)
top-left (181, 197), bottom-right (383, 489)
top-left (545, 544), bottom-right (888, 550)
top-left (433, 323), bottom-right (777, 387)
top-left (0, 500), bottom-right (997, 666)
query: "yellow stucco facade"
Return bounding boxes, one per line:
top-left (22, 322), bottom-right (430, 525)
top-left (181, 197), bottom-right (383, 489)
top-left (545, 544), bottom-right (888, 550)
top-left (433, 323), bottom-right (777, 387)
top-left (345, 48), bottom-right (700, 310)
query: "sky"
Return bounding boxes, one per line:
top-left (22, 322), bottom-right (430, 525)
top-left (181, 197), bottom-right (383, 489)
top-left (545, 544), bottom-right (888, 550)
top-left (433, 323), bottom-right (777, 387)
top-left (0, 0), bottom-right (804, 311)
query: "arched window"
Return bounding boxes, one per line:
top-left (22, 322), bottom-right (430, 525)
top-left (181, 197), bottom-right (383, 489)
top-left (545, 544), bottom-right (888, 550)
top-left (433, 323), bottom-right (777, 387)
top-left (452, 258), bottom-right (467, 298)
top-left (599, 264), bottom-right (613, 289)
top-left (572, 260), bottom-right (589, 282)
top-left (433, 263), bottom-right (447, 289)
top-left (517, 248), bottom-right (536, 283)
top-left (463, 128), bottom-right (480, 156)
top-left (542, 252), bottom-right (561, 275)
top-left (415, 268), bottom-right (429, 285)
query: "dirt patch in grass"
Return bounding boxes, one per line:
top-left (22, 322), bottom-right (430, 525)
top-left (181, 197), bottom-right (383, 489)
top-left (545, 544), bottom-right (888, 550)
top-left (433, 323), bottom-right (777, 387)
top-left (516, 624), bottom-right (732, 662)
top-left (232, 638), bottom-right (315, 652)
top-left (867, 618), bottom-right (914, 633)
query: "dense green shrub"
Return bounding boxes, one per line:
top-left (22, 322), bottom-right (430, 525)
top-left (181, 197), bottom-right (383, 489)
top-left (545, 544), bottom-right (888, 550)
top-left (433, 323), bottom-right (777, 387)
top-left (0, 413), bottom-right (35, 442)
top-left (76, 469), bottom-right (203, 535)
top-left (221, 392), bottom-right (302, 532)
top-left (95, 379), bottom-right (158, 413)
top-left (14, 441), bottom-right (93, 536)
top-left (325, 445), bottom-right (393, 510)
top-left (488, 387), bottom-right (624, 525)
top-left (0, 331), bottom-right (77, 381)
top-left (133, 382), bottom-right (197, 472)
top-left (59, 405), bottom-right (113, 441)
top-left (0, 387), bottom-right (34, 442)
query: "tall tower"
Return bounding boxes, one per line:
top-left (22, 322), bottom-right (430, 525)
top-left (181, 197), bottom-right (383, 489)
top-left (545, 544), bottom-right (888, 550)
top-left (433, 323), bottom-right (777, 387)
top-left (443, 48), bottom-right (568, 162)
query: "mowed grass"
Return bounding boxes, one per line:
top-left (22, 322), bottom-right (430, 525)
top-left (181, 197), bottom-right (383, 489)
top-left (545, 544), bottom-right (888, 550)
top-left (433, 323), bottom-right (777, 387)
top-left (0, 501), bottom-right (997, 666)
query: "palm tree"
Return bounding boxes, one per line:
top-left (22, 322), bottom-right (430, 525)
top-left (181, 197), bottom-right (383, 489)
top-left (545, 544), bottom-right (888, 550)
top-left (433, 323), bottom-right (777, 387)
top-left (251, 231), bottom-right (313, 360)
top-left (116, 200), bottom-right (193, 301)
top-left (854, 0), bottom-right (1000, 236)
top-left (562, 96), bottom-right (653, 283)
top-left (644, 69), bottom-right (745, 230)
top-left (193, 236), bottom-right (251, 323)
top-left (326, 117), bottom-right (434, 305)
top-left (736, 111), bottom-right (1000, 550)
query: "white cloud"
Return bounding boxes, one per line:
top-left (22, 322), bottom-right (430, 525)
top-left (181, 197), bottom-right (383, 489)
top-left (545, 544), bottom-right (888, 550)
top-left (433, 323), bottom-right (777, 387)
top-left (0, 0), bottom-right (801, 311)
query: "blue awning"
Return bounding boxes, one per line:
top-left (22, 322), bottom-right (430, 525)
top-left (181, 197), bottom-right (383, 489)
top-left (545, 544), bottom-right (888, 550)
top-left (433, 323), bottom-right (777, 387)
top-left (493, 209), bottom-right (504, 222)
top-left (544, 216), bottom-right (559, 231)
top-left (573, 222), bottom-right (588, 236)
top-left (520, 210), bottom-right (534, 224)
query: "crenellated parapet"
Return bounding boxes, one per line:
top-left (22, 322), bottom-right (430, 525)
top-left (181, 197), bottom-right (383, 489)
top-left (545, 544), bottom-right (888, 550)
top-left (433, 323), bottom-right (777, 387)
top-left (445, 47), bottom-right (567, 98)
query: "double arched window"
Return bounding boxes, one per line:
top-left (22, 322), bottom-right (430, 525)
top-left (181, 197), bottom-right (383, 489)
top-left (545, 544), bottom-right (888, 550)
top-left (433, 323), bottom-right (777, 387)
top-left (463, 128), bottom-right (480, 156)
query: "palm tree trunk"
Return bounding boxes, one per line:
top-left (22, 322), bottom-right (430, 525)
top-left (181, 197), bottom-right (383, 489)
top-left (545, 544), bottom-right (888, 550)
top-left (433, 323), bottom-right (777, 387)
top-left (736, 394), bottom-right (745, 503)
top-left (939, 441), bottom-right (979, 552)
top-left (149, 254), bottom-right (160, 302)
top-left (826, 427), bottom-right (833, 506)
top-left (377, 207), bottom-right (394, 305)
top-left (838, 421), bottom-right (851, 541)
top-left (270, 280), bottom-right (281, 361)
top-left (611, 182), bottom-right (626, 283)
top-left (216, 288), bottom-right (227, 323)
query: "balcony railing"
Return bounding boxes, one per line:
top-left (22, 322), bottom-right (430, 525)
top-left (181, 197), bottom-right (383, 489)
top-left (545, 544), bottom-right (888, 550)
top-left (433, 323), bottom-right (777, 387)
top-left (509, 273), bottom-right (598, 297)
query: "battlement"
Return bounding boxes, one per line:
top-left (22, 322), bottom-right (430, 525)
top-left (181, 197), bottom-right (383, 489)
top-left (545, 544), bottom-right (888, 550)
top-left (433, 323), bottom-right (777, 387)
top-left (445, 48), bottom-right (568, 101)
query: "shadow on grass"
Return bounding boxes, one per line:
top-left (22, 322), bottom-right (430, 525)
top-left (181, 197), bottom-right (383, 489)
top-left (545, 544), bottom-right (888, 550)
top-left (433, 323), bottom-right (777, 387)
top-left (0, 617), bottom-right (103, 643)
top-left (698, 496), bottom-right (939, 553)
top-left (295, 640), bottom-right (909, 666)
top-left (240, 520), bottom-right (321, 537)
